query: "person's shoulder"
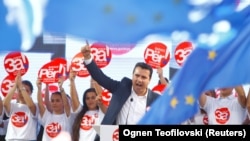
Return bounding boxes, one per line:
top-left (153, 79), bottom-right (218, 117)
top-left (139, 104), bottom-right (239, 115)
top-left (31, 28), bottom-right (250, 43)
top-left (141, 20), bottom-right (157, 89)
top-left (121, 77), bottom-right (132, 84)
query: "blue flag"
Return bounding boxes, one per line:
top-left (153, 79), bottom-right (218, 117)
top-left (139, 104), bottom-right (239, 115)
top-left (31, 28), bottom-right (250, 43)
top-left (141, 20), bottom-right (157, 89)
top-left (138, 8), bottom-right (250, 124)
top-left (43, 0), bottom-right (244, 44)
top-left (1, 0), bottom-right (248, 52)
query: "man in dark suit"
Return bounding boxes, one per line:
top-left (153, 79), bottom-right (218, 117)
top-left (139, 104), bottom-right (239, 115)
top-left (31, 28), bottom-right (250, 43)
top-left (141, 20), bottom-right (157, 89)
top-left (81, 44), bottom-right (160, 125)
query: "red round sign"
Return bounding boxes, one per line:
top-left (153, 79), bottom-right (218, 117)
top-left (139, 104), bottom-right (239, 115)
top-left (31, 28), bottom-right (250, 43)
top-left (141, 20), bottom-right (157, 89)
top-left (80, 115), bottom-right (94, 130)
top-left (144, 42), bottom-right (170, 69)
top-left (152, 84), bottom-right (167, 95)
top-left (4, 52), bottom-right (29, 76)
top-left (71, 52), bottom-right (90, 77)
top-left (1, 75), bottom-right (17, 99)
top-left (51, 58), bottom-right (69, 79)
top-left (11, 112), bottom-right (28, 127)
top-left (101, 89), bottom-right (112, 107)
top-left (46, 122), bottom-right (62, 138)
top-left (38, 58), bottom-right (68, 84)
top-left (90, 42), bottom-right (112, 68)
top-left (174, 41), bottom-right (193, 66)
top-left (112, 128), bottom-right (119, 141)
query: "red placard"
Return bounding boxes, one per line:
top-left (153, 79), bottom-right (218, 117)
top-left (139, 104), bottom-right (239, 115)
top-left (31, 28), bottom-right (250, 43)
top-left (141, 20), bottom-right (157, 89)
top-left (112, 128), bottom-right (119, 141)
top-left (1, 75), bottom-right (18, 99)
top-left (174, 41), bottom-right (193, 66)
top-left (51, 57), bottom-right (69, 79)
top-left (90, 42), bottom-right (112, 68)
top-left (152, 84), bottom-right (167, 95)
top-left (71, 52), bottom-right (90, 77)
top-left (101, 89), bottom-right (112, 107)
top-left (38, 58), bottom-right (68, 84)
top-left (144, 42), bottom-right (170, 69)
top-left (4, 52), bottom-right (29, 76)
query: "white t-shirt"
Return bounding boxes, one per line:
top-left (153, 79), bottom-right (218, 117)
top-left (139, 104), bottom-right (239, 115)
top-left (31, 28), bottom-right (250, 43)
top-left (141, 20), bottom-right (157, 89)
top-left (5, 102), bottom-right (38, 141)
top-left (39, 109), bottom-right (72, 141)
top-left (203, 94), bottom-right (246, 124)
top-left (73, 105), bottom-right (104, 141)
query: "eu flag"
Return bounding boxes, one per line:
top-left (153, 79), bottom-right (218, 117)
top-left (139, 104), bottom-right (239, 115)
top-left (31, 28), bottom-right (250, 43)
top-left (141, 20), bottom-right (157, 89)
top-left (138, 11), bottom-right (250, 124)
top-left (43, 0), bottom-right (244, 44)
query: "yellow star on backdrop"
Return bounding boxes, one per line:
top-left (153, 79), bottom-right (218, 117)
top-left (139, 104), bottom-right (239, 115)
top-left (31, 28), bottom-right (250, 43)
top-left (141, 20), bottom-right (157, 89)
top-left (126, 15), bottom-right (136, 24)
top-left (185, 95), bottom-right (195, 105)
top-left (103, 5), bottom-right (113, 14)
top-left (208, 50), bottom-right (217, 60)
top-left (170, 97), bottom-right (178, 108)
top-left (173, 0), bottom-right (181, 4)
top-left (154, 13), bottom-right (163, 23)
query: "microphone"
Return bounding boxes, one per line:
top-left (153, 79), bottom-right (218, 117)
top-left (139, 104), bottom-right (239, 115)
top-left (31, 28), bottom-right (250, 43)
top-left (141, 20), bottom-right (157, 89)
top-left (130, 98), bottom-right (133, 102)
top-left (126, 98), bottom-right (133, 124)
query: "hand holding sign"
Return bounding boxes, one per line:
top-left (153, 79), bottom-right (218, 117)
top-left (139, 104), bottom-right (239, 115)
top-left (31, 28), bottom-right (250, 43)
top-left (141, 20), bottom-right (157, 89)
top-left (73, 41), bottom-right (113, 77)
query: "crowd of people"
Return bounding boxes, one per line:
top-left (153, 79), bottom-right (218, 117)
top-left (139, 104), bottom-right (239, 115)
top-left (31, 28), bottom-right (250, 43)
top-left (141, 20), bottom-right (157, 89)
top-left (0, 44), bottom-right (249, 141)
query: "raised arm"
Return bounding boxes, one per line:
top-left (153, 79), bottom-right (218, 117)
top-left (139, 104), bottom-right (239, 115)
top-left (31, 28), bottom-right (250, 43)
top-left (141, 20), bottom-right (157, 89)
top-left (69, 70), bottom-right (80, 112)
top-left (37, 78), bottom-right (46, 117)
top-left (199, 92), bottom-right (207, 108)
top-left (91, 78), bottom-right (107, 114)
top-left (58, 77), bottom-right (71, 117)
top-left (156, 67), bottom-right (168, 85)
top-left (17, 76), bottom-right (36, 116)
top-left (44, 84), bottom-right (52, 112)
top-left (235, 85), bottom-right (247, 108)
top-left (3, 75), bottom-right (18, 115)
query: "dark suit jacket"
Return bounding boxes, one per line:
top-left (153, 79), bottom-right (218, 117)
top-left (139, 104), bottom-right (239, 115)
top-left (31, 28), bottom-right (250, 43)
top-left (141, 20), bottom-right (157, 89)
top-left (85, 60), bottom-right (160, 125)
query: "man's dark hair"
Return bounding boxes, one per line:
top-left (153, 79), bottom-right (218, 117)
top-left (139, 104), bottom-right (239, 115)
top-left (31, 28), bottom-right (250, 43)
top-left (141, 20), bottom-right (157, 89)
top-left (133, 62), bottom-right (153, 79)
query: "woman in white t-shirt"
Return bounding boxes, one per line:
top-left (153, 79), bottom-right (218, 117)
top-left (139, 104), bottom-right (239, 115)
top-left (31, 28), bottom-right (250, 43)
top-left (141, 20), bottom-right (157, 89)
top-left (3, 73), bottom-right (38, 141)
top-left (37, 77), bottom-right (72, 141)
top-left (69, 71), bottom-right (106, 141)
top-left (199, 85), bottom-right (247, 125)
